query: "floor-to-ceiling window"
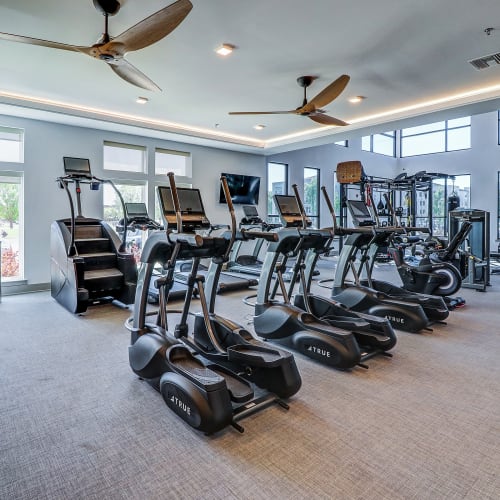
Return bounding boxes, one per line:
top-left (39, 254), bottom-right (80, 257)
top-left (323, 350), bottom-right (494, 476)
top-left (303, 167), bottom-right (319, 227)
top-left (267, 162), bottom-right (288, 223)
top-left (431, 174), bottom-right (470, 235)
top-left (0, 173), bottom-right (24, 280)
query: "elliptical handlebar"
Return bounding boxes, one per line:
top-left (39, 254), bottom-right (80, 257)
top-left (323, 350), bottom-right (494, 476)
top-left (292, 183), bottom-right (309, 230)
top-left (167, 172), bottom-right (183, 233)
top-left (220, 175), bottom-right (237, 262)
top-left (320, 186), bottom-right (338, 233)
top-left (239, 229), bottom-right (279, 242)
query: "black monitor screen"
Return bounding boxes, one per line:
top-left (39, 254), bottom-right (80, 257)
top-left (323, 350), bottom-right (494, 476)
top-left (219, 173), bottom-right (260, 205)
top-left (274, 195), bottom-right (301, 216)
top-left (63, 157), bottom-right (91, 176)
top-left (157, 186), bottom-right (206, 216)
top-left (347, 200), bottom-right (371, 219)
top-left (158, 186), bottom-right (175, 215)
top-left (125, 202), bottom-right (148, 218)
top-left (242, 205), bottom-right (259, 217)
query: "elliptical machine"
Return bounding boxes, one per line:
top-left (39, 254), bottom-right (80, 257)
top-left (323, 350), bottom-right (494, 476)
top-left (251, 196), bottom-right (363, 370)
top-left (279, 186), bottom-right (397, 363)
top-left (126, 174), bottom-right (301, 435)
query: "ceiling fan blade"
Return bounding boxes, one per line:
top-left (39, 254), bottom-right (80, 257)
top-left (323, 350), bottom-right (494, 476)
top-left (108, 58), bottom-right (161, 91)
top-left (0, 32), bottom-right (87, 53)
top-left (112, 0), bottom-right (193, 52)
top-left (229, 111), bottom-right (296, 115)
top-left (309, 114), bottom-right (349, 126)
top-left (307, 74), bottom-right (350, 110)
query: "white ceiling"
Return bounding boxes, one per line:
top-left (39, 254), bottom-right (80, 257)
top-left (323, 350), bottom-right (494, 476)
top-left (1, 0), bottom-right (500, 153)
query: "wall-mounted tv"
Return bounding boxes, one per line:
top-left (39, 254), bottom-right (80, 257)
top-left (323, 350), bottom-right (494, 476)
top-left (219, 172), bottom-right (261, 205)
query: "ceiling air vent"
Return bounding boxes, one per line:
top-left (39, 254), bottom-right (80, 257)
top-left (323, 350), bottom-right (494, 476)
top-left (469, 52), bottom-right (500, 70)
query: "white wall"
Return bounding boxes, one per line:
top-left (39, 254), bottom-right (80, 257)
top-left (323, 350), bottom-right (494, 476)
top-left (0, 114), bottom-right (266, 286)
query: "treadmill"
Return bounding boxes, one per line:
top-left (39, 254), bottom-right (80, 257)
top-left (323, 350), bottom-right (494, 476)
top-left (157, 186), bottom-right (258, 293)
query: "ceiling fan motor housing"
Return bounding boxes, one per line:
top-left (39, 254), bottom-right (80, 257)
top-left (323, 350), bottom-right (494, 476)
top-left (93, 0), bottom-right (121, 16)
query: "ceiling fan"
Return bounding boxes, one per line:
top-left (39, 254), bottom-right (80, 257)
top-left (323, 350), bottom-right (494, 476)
top-left (0, 0), bottom-right (193, 92)
top-left (229, 74), bottom-right (351, 126)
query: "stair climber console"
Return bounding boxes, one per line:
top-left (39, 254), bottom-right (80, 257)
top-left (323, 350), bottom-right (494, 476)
top-left (50, 157), bottom-right (137, 314)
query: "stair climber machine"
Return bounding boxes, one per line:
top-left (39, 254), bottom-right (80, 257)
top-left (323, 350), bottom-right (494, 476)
top-left (273, 186), bottom-right (397, 365)
top-left (250, 197), bottom-right (366, 370)
top-left (51, 157), bottom-right (137, 314)
top-left (126, 174), bottom-right (301, 435)
top-left (364, 194), bottom-right (466, 311)
top-left (326, 193), bottom-right (433, 333)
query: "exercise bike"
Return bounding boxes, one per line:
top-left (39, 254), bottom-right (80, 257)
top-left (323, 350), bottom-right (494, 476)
top-left (376, 194), bottom-right (467, 309)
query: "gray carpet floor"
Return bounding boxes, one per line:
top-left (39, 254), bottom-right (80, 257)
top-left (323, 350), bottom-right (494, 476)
top-left (1, 263), bottom-right (499, 499)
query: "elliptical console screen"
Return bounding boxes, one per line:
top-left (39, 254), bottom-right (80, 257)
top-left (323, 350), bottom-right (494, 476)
top-left (274, 195), bottom-right (311, 227)
top-left (274, 195), bottom-right (301, 216)
top-left (347, 200), bottom-right (375, 226)
top-left (157, 186), bottom-right (209, 230)
top-left (242, 205), bottom-right (259, 218)
top-left (63, 157), bottom-right (92, 177)
top-left (125, 203), bottom-right (149, 219)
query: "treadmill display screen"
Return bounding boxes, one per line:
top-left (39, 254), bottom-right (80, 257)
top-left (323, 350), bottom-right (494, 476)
top-left (63, 157), bottom-right (92, 177)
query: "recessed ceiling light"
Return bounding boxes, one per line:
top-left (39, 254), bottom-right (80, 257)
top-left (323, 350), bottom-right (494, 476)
top-left (136, 96), bottom-right (149, 104)
top-left (215, 43), bottom-right (235, 56)
top-left (253, 124), bottom-right (266, 130)
top-left (348, 96), bottom-right (365, 103)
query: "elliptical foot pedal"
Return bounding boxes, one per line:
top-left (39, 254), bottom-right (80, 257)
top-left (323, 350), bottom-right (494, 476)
top-left (167, 346), bottom-right (226, 391)
top-left (227, 344), bottom-right (287, 368)
top-left (207, 364), bottom-right (254, 403)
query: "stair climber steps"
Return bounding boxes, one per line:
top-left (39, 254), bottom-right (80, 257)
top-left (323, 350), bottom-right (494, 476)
top-left (84, 268), bottom-right (124, 295)
top-left (79, 252), bottom-right (117, 270)
top-left (75, 238), bottom-right (111, 254)
top-left (73, 224), bottom-right (103, 239)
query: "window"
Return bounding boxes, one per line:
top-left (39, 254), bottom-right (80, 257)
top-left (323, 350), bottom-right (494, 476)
top-left (431, 174), bottom-right (470, 236)
top-left (103, 141), bottom-right (146, 173)
top-left (362, 131), bottom-right (395, 156)
top-left (0, 127), bottom-right (24, 163)
top-left (0, 173), bottom-right (24, 280)
top-left (334, 140), bottom-right (348, 147)
top-left (401, 117), bottom-right (471, 157)
top-left (103, 182), bottom-right (146, 263)
top-left (267, 162), bottom-right (287, 223)
top-left (303, 168), bottom-right (319, 227)
top-left (155, 148), bottom-right (191, 177)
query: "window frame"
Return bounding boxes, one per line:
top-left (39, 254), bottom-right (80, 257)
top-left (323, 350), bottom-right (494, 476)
top-left (0, 126), bottom-right (24, 163)
top-left (401, 117), bottom-right (471, 157)
top-left (361, 131), bottom-right (396, 157)
top-left (267, 162), bottom-right (288, 224)
top-left (303, 167), bottom-right (320, 227)
top-left (0, 172), bottom-right (24, 281)
top-left (103, 141), bottom-right (147, 174)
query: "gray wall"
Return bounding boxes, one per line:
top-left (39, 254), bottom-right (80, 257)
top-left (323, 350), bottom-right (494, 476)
top-left (0, 114), bottom-right (265, 287)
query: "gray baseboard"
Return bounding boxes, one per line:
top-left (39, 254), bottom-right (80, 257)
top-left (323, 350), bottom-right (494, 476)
top-left (1, 281), bottom-right (50, 296)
